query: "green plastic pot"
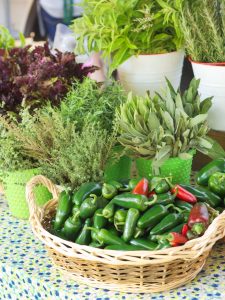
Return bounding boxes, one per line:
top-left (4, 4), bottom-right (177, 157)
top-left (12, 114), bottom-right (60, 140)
top-left (104, 146), bottom-right (132, 181)
top-left (136, 151), bottom-right (195, 185)
top-left (4, 168), bottom-right (52, 219)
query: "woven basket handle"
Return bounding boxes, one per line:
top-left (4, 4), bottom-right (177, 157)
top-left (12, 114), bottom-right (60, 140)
top-left (26, 175), bottom-right (60, 218)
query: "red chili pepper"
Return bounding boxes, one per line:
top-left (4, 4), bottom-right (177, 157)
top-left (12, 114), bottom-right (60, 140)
top-left (170, 241), bottom-right (180, 247)
top-left (181, 224), bottom-right (189, 237)
top-left (167, 232), bottom-right (188, 245)
top-left (132, 178), bottom-right (149, 196)
top-left (188, 203), bottom-right (209, 235)
top-left (171, 185), bottom-right (197, 204)
top-left (148, 191), bottom-right (156, 198)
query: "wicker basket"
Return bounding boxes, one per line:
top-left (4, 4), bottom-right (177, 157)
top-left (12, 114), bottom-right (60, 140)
top-left (26, 175), bottom-right (225, 293)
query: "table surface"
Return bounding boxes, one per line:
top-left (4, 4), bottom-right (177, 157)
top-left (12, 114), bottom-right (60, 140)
top-left (1, 197), bottom-right (225, 300)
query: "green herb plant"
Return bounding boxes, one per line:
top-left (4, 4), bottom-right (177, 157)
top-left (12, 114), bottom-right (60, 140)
top-left (181, 0), bottom-right (225, 62)
top-left (116, 78), bottom-right (215, 174)
top-left (0, 123), bottom-right (37, 177)
top-left (71, 0), bottom-right (184, 74)
top-left (60, 78), bottom-right (126, 132)
top-left (0, 25), bottom-right (25, 49)
top-left (0, 78), bottom-right (124, 189)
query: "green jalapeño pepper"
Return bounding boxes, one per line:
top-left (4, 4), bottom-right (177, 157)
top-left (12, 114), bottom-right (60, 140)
top-left (208, 172), bottom-right (225, 196)
top-left (79, 194), bottom-right (98, 219)
top-left (118, 178), bottom-right (130, 192)
top-left (137, 204), bottom-right (174, 229)
top-left (107, 227), bottom-right (119, 236)
top-left (155, 179), bottom-right (170, 194)
top-left (96, 196), bottom-right (109, 209)
top-left (130, 238), bottom-right (158, 250)
top-left (88, 228), bottom-right (126, 246)
top-left (149, 213), bottom-right (184, 236)
top-left (181, 184), bottom-right (222, 208)
top-left (54, 191), bottom-right (72, 231)
top-left (102, 183), bottom-right (118, 199)
top-left (111, 193), bottom-right (154, 212)
top-left (89, 242), bottom-right (103, 248)
top-left (75, 218), bottom-right (92, 245)
top-left (122, 208), bottom-right (140, 242)
top-left (196, 158), bottom-right (225, 186)
top-left (150, 223), bottom-right (185, 242)
top-left (134, 227), bottom-right (145, 238)
top-left (106, 180), bottom-right (122, 190)
top-left (114, 209), bottom-right (128, 232)
top-left (93, 208), bottom-right (108, 229)
top-left (50, 225), bottom-right (66, 240)
top-left (102, 201), bottom-right (115, 219)
top-left (153, 192), bottom-right (176, 206)
top-left (72, 182), bottom-right (102, 206)
top-left (63, 211), bottom-right (82, 240)
top-left (175, 200), bottom-right (193, 212)
top-left (157, 240), bottom-right (171, 250)
top-left (72, 205), bottom-right (80, 215)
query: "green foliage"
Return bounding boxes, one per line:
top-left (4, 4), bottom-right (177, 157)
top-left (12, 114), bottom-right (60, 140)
top-left (0, 122), bottom-right (37, 174)
top-left (0, 26), bottom-right (15, 49)
top-left (0, 25), bottom-right (25, 49)
top-left (116, 78), bottom-right (213, 173)
top-left (0, 101), bottom-right (116, 189)
top-left (181, 0), bottom-right (225, 62)
top-left (60, 78), bottom-right (126, 132)
top-left (71, 0), bottom-right (184, 73)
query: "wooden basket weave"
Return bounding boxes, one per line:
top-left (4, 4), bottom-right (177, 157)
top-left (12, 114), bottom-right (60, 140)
top-left (26, 175), bottom-right (225, 293)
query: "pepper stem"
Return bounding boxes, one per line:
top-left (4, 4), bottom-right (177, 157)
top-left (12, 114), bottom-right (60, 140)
top-left (71, 211), bottom-right (80, 223)
top-left (187, 230), bottom-right (196, 240)
top-left (191, 223), bottom-right (205, 235)
top-left (165, 177), bottom-right (173, 188)
top-left (115, 222), bottom-right (125, 226)
top-left (86, 227), bottom-right (98, 233)
top-left (90, 194), bottom-right (98, 203)
top-left (144, 194), bottom-right (157, 206)
top-left (165, 204), bottom-right (175, 211)
top-left (173, 206), bottom-right (183, 213)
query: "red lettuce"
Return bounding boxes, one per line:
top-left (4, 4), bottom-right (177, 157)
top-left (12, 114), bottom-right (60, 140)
top-left (0, 43), bottom-right (97, 114)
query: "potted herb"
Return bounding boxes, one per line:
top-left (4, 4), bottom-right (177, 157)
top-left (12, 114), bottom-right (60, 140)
top-left (59, 78), bottom-right (132, 181)
top-left (181, 0), bottom-right (225, 131)
top-left (0, 78), bottom-right (129, 191)
top-left (116, 78), bottom-right (214, 184)
top-left (71, 0), bottom-right (184, 95)
top-left (0, 106), bottom-right (115, 191)
top-left (0, 124), bottom-right (52, 219)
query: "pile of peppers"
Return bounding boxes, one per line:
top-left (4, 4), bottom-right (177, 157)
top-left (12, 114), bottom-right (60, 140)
top-left (50, 175), bottom-right (218, 251)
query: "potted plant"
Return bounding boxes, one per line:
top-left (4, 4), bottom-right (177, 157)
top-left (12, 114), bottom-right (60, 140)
top-left (181, 0), bottom-right (225, 131)
top-left (0, 125), bottom-right (52, 219)
top-left (71, 0), bottom-right (184, 96)
top-left (0, 78), bottom-right (130, 191)
top-left (116, 78), bottom-right (214, 184)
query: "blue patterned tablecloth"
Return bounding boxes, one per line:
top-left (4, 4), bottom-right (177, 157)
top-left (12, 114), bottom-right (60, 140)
top-left (1, 197), bottom-right (225, 300)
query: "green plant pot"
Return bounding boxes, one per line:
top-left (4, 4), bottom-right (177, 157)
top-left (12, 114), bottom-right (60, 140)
top-left (104, 146), bottom-right (132, 182)
top-left (4, 168), bottom-right (52, 219)
top-left (136, 152), bottom-right (195, 185)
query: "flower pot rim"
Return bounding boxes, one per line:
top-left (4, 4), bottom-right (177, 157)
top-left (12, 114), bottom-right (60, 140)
top-left (188, 56), bottom-right (225, 67)
top-left (135, 49), bottom-right (184, 57)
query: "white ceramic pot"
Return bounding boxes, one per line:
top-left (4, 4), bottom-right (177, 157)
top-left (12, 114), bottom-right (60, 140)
top-left (191, 61), bottom-right (225, 131)
top-left (117, 50), bottom-right (184, 96)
